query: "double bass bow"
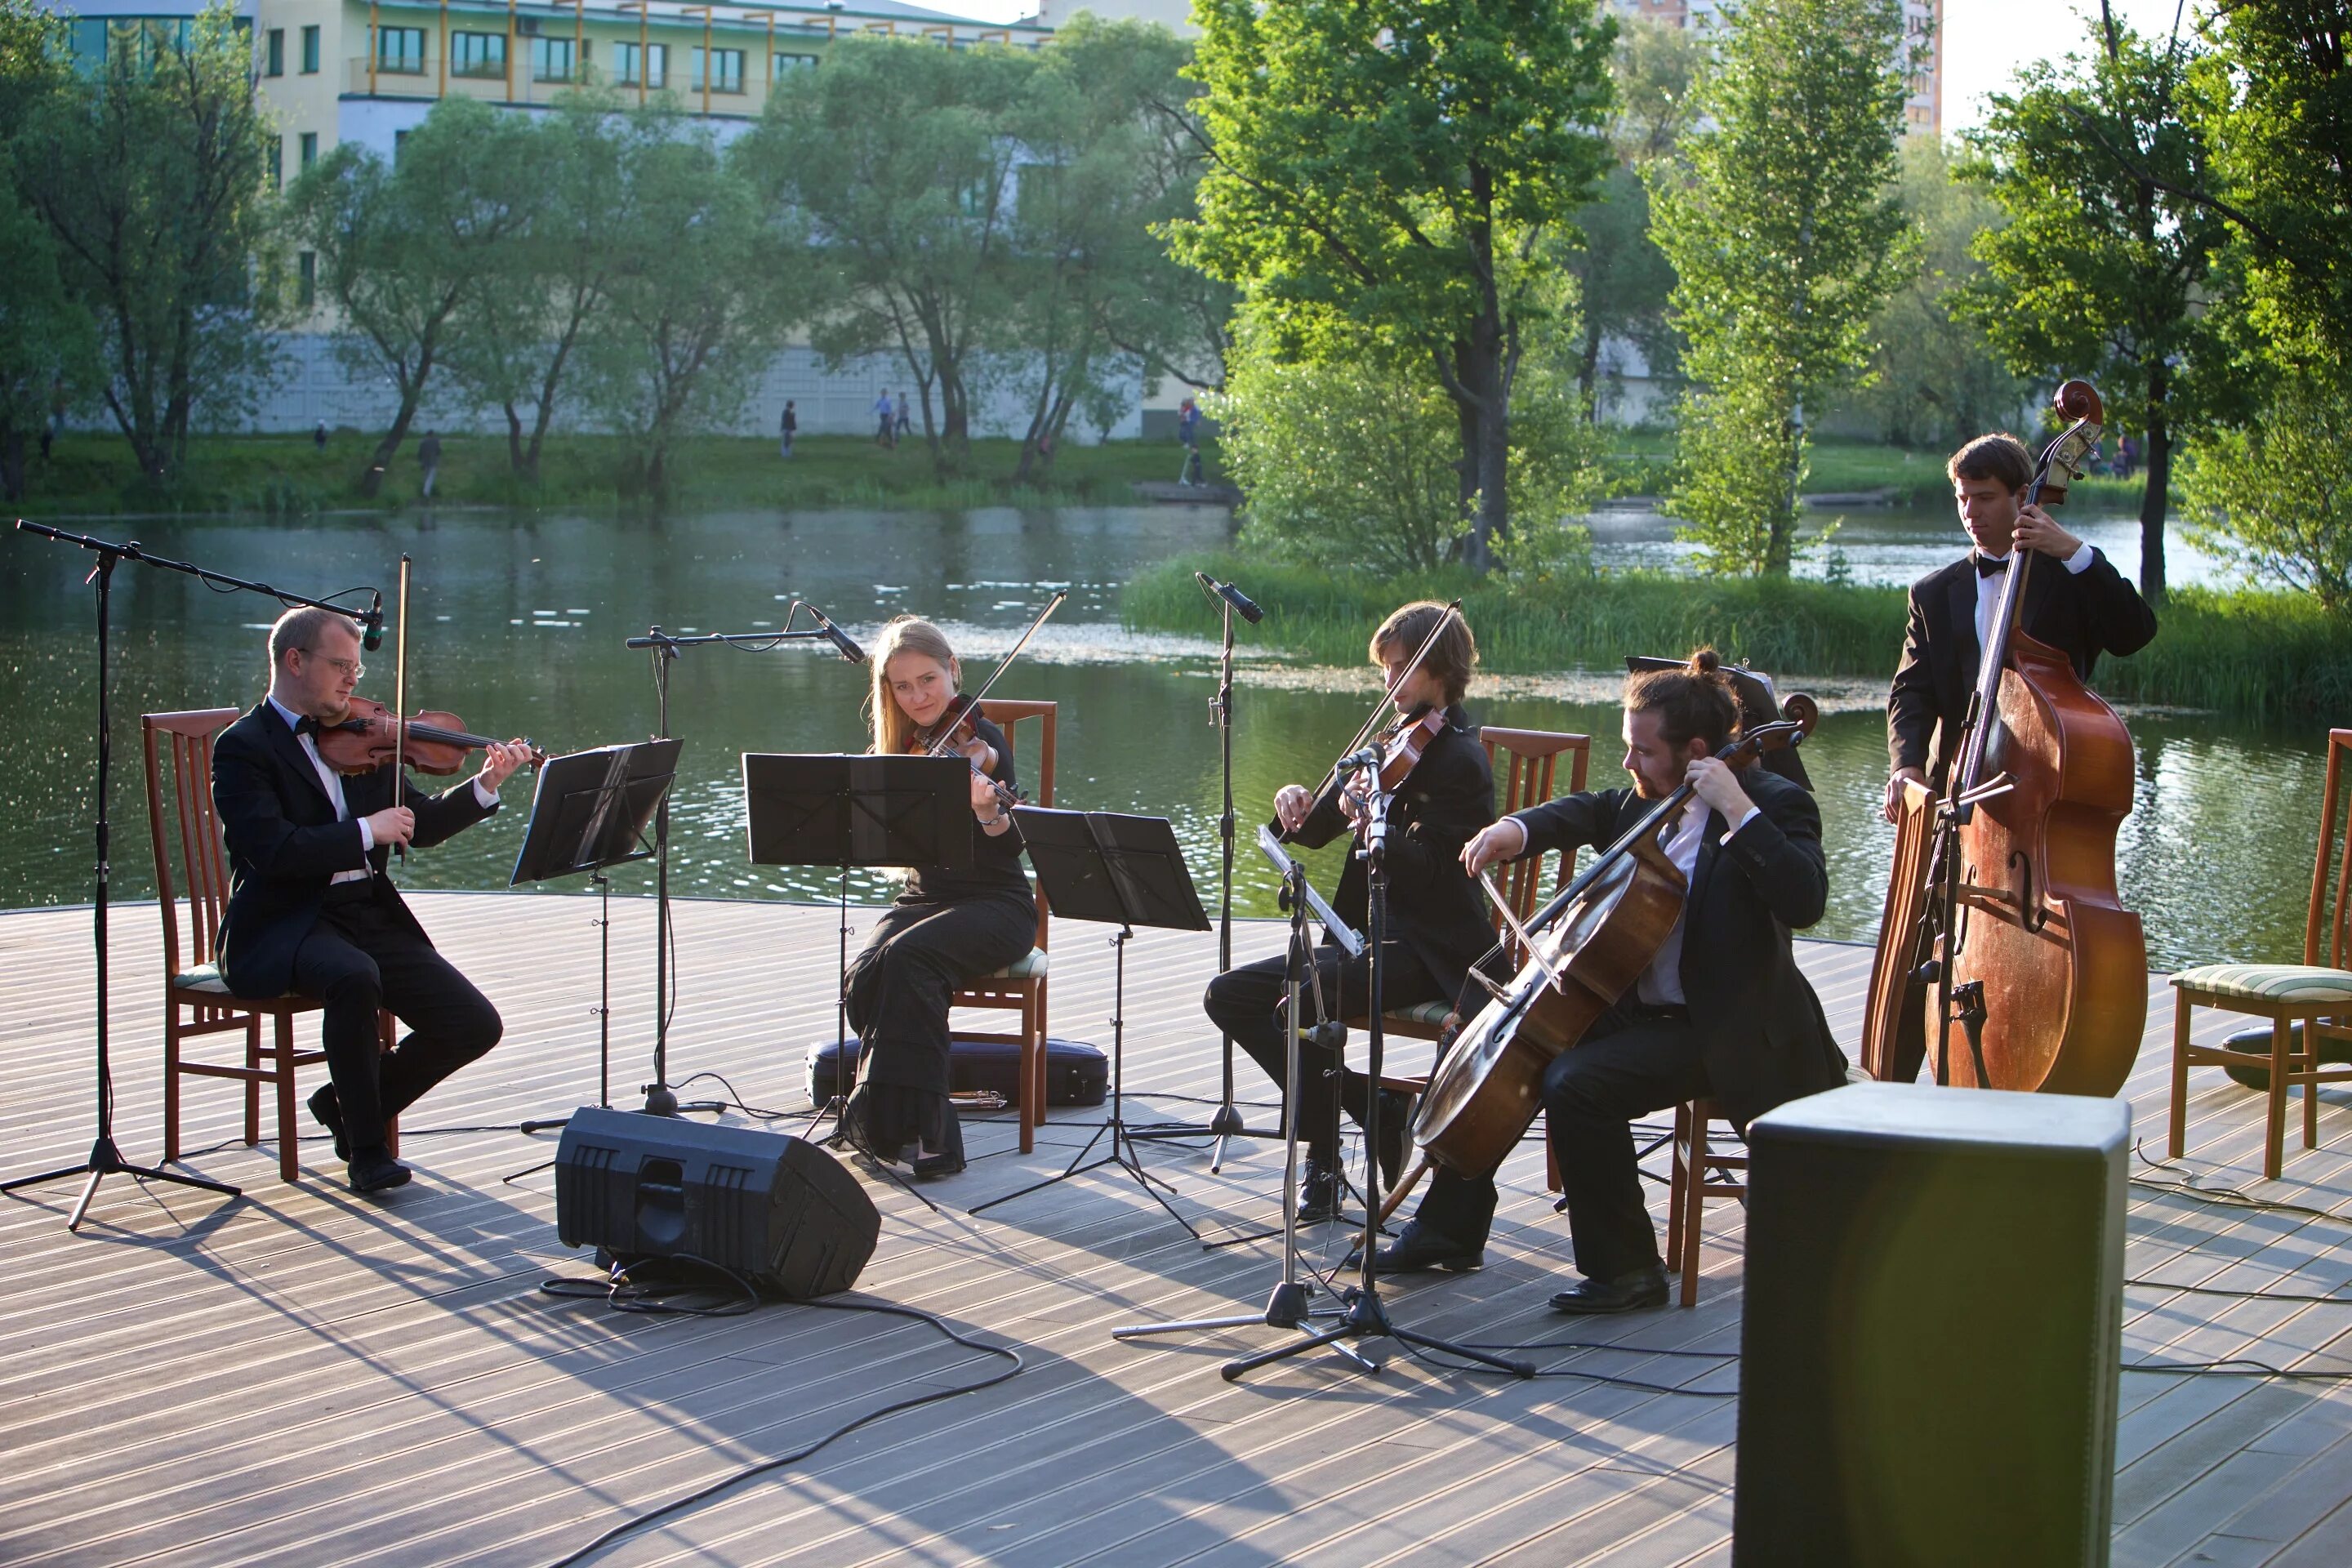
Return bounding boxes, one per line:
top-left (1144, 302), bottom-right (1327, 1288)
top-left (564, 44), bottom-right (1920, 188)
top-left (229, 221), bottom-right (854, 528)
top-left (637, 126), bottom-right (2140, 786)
top-left (1860, 379), bottom-right (2147, 1095)
top-left (1390, 712), bottom-right (1816, 1216)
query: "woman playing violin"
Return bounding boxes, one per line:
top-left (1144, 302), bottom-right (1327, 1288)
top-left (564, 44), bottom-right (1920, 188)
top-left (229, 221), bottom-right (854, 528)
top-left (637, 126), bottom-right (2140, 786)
top-left (1201, 600), bottom-right (1496, 1222)
top-left (839, 617), bottom-right (1038, 1178)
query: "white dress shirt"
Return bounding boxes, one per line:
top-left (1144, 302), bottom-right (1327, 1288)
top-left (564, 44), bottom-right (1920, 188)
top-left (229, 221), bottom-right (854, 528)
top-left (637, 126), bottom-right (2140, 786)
top-left (266, 696), bottom-right (494, 884)
top-left (1633, 796), bottom-right (1762, 1008)
top-left (1974, 541), bottom-right (2094, 657)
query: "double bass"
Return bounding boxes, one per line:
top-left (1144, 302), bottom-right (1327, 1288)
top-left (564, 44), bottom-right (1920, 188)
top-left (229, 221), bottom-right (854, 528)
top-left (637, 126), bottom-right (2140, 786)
top-left (1860, 380), bottom-right (2147, 1095)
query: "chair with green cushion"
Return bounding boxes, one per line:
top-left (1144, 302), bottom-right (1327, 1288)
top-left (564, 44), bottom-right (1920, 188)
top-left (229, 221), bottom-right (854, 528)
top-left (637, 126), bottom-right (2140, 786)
top-left (947, 699), bottom-right (1055, 1153)
top-left (145, 708), bottom-right (394, 1183)
top-left (2169, 728), bottom-right (2352, 1179)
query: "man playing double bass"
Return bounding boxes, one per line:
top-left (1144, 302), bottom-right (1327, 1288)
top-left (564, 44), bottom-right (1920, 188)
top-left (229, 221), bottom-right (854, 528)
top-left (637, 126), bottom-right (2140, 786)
top-left (1371, 653), bottom-right (1848, 1313)
top-left (1880, 433), bottom-right (2157, 1081)
top-left (212, 608), bottom-right (532, 1193)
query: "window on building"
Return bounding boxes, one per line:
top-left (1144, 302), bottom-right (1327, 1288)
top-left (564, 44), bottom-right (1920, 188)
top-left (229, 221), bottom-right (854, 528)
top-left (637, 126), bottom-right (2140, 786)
top-left (301, 24), bottom-right (319, 74)
top-left (376, 27), bottom-right (425, 76)
top-left (394, 129), bottom-right (412, 158)
top-left (300, 131), bottom-right (318, 172)
top-left (298, 251), bottom-right (317, 310)
top-left (691, 47), bottom-right (742, 94)
top-left (451, 31), bottom-right (506, 79)
top-left (66, 18), bottom-right (105, 74)
top-left (530, 37), bottom-right (575, 83)
top-left (267, 136), bottom-right (283, 189)
top-left (265, 28), bottom-right (283, 77)
top-left (615, 42), bottom-right (666, 89)
top-left (771, 52), bottom-right (818, 79)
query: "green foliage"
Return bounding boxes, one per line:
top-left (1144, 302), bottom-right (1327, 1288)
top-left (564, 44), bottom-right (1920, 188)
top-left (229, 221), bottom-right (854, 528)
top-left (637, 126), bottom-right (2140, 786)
top-left (1957, 20), bottom-right (2226, 600)
top-left (1835, 136), bottom-right (2025, 451)
top-left (1177, 0), bottom-right (1619, 568)
top-left (9, 4), bottom-right (277, 486)
top-left (2179, 368), bottom-right (2352, 616)
top-left (0, 187), bottom-right (96, 501)
top-left (1649, 0), bottom-right (1915, 576)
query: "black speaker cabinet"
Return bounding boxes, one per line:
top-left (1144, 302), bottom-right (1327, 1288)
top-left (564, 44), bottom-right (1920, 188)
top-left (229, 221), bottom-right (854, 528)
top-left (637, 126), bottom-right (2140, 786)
top-left (554, 1107), bottom-right (880, 1299)
top-left (1733, 1082), bottom-right (2128, 1568)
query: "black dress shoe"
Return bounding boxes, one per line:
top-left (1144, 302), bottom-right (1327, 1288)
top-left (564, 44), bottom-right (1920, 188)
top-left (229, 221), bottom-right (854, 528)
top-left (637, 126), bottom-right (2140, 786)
top-left (309, 1085), bottom-right (349, 1163)
top-left (1549, 1267), bottom-right (1668, 1315)
top-left (909, 1106), bottom-right (966, 1180)
top-left (1353, 1218), bottom-right (1482, 1273)
top-left (1294, 1157), bottom-right (1343, 1223)
top-left (347, 1147), bottom-right (412, 1194)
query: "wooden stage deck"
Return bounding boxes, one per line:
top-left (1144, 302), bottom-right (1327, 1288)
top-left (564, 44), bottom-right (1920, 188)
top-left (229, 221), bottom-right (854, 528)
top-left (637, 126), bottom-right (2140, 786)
top-left (1, 893), bottom-right (2348, 1566)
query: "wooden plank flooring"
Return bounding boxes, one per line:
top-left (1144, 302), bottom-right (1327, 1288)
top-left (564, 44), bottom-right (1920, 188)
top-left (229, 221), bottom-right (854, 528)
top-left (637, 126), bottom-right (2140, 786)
top-left (0, 892), bottom-right (2346, 1566)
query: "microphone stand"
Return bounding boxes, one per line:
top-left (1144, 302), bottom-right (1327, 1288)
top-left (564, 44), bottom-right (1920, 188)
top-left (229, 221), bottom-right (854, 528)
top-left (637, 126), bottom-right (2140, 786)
top-left (623, 605), bottom-right (858, 1117)
top-left (2, 522), bottom-right (380, 1232)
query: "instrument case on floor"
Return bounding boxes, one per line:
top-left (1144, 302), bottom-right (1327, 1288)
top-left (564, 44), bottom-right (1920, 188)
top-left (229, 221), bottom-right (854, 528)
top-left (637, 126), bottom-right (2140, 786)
top-left (805, 1036), bottom-right (1108, 1109)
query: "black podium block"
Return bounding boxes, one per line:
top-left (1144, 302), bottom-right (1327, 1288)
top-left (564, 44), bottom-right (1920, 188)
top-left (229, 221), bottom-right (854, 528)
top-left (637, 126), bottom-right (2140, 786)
top-left (1733, 1082), bottom-right (2128, 1568)
top-left (554, 1107), bottom-right (880, 1300)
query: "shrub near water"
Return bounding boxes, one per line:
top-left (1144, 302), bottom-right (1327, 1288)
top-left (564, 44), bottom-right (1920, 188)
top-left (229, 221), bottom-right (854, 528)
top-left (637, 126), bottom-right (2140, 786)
top-left (1124, 555), bottom-right (2352, 719)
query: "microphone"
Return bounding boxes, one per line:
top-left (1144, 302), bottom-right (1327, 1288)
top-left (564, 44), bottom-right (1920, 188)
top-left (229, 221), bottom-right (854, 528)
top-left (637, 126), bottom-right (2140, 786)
top-left (360, 591), bottom-right (385, 652)
top-left (1195, 571), bottom-right (1263, 625)
top-left (1335, 745), bottom-right (1384, 775)
top-left (810, 606), bottom-right (866, 663)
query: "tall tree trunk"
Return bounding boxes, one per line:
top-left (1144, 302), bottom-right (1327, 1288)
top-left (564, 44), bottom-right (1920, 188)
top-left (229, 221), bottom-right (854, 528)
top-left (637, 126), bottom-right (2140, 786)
top-left (1578, 316), bottom-right (1604, 424)
top-left (505, 403), bottom-right (527, 475)
top-left (2140, 365), bottom-right (2169, 604)
top-left (360, 347), bottom-right (434, 498)
top-left (0, 429), bottom-right (24, 503)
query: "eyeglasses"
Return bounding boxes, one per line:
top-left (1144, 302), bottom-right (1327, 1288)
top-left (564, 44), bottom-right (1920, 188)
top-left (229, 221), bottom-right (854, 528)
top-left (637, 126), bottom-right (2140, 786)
top-left (301, 650), bottom-right (365, 679)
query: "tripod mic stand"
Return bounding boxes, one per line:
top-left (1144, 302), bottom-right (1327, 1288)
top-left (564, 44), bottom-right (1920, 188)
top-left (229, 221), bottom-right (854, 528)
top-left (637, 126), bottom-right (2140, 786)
top-left (2, 523), bottom-right (384, 1231)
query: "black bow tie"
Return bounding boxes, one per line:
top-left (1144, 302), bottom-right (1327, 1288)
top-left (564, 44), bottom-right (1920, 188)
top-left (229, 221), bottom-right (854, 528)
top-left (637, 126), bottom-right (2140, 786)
top-left (292, 715), bottom-right (323, 738)
top-left (1975, 553), bottom-right (2011, 578)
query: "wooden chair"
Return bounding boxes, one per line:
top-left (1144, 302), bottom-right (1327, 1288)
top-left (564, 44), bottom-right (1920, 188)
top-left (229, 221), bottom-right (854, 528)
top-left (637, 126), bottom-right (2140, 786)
top-left (2168, 727), bottom-right (2352, 1179)
top-left (948, 699), bottom-right (1054, 1153)
top-left (1667, 1097), bottom-right (1748, 1307)
top-left (145, 708), bottom-right (394, 1184)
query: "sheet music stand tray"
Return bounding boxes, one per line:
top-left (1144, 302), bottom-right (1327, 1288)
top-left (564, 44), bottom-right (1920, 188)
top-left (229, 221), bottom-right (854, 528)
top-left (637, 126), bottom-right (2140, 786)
top-left (503, 740), bottom-right (678, 1168)
top-left (969, 808), bottom-right (1209, 1234)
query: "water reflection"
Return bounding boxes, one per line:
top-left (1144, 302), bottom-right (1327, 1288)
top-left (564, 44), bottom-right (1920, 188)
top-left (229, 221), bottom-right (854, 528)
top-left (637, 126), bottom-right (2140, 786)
top-left (0, 506), bottom-right (2326, 971)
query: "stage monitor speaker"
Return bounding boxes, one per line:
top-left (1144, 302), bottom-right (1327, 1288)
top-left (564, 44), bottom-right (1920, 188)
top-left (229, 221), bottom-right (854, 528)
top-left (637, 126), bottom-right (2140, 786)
top-left (554, 1107), bottom-right (880, 1299)
top-left (1733, 1082), bottom-right (2128, 1568)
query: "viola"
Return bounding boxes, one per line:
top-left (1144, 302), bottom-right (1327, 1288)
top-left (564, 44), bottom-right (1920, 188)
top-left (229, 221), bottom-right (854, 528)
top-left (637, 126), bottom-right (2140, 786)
top-left (312, 695), bottom-right (545, 778)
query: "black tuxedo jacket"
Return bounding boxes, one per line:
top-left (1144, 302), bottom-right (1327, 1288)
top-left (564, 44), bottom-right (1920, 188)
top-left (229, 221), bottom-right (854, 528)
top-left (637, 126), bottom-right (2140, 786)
top-left (1888, 547), bottom-right (2157, 788)
top-left (1509, 768), bottom-right (1846, 1128)
top-left (212, 702), bottom-right (499, 999)
top-left (1284, 705), bottom-right (1497, 1006)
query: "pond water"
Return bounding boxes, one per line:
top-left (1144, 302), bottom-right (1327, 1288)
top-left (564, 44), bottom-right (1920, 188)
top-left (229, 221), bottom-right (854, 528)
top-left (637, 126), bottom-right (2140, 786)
top-left (0, 503), bottom-right (2326, 972)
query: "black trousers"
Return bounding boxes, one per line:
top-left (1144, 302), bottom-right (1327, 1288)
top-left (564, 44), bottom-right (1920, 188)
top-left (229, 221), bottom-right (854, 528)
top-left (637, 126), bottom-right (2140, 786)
top-left (1202, 939), bottom-right (1444, 1163)
top-left (1413, 1005), bottom-right (1711, 1282)
top-left (844, 889), bottom-right (1037, 1152)
top-left (289, 884), bottom-right (502, 1152)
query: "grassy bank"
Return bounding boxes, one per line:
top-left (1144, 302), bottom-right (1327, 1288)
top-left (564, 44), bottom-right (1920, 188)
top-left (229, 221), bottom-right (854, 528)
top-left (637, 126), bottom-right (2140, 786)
top-left (1124, 555), bottom-right (2352, 719)
top-left (7, 430), bottom-right (1218, 517)
top-left (1602, 431), bottom-right (2154, 510)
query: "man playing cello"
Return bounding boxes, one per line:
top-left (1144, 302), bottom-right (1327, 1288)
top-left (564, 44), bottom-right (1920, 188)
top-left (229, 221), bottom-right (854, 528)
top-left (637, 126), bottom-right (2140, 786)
top-left (1371, 652), bottom-right (1848, 1312)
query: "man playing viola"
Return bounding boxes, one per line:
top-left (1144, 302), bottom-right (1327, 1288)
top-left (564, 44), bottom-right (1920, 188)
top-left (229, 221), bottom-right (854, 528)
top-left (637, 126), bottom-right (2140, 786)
top-left (212, 608), bottom-right (533, 1193)
top-left (1372, 653), bottom-right (1847, 1313)
top-left (1202, 601), bottom-right (1495, 1222)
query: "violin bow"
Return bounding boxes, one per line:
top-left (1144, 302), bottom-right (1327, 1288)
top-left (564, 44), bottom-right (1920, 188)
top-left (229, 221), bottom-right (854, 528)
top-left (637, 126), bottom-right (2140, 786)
top-left (1312, 598), bottom-right (1464, 803)
top-left (388, 553), bottom-right (412, 871)
top-left (921, 589), bottom-right (1068, 760)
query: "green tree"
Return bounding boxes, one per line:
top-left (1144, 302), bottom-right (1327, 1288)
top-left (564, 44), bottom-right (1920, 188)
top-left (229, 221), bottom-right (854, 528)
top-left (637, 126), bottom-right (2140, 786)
top-left (439, 96), bottom-right (630, 483)
top-left (2180, 366), bottom-right (2352, 615)
top-left (1836, 136), bottom-right (2024, 450)
top-left (11, 5), bottom-right (278, 485)
top-left (0, 189), bottom-right (97, 500)
top-left (1650, 0), bottom-right (1914, 576)
top-left (740, 38), bottom-right (1031, 476)
top-left (576, 110), bottom-right (782, 496)
top-left (1957, 20), bottom-right (2226, 601)
top-left (1175, 0), bottom-right (1618, 571)
top-left (280, 98), bottom-right (540, 497)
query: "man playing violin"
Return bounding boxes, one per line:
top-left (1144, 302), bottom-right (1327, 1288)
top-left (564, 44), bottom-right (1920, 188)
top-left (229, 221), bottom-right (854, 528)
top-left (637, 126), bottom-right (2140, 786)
top-left (1880, 432), bottom-right (2156, 1080)
top-left (212, 608), bottom-right (534, 1192)
top-left (1202, 601), bottom-right (1495, 1222)
top-left (1372, 652), bottom-right (1847, 1312)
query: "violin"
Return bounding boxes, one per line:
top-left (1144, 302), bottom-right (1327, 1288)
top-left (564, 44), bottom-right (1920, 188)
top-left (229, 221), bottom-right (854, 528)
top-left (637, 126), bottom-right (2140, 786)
top-left (1274, 599), bottom-right (1464, 844)
top-left (312, 695), bottom-right (546, 778)
top-left (1370, 704), bottom-right (1447, 791)
top-left (911, 693), bottom-right (1022, 811)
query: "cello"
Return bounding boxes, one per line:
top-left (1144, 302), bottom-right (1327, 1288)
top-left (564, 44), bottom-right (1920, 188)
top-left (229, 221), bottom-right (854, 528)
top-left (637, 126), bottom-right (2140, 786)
top-left (1860, 380), bottom-right (2147, 1095)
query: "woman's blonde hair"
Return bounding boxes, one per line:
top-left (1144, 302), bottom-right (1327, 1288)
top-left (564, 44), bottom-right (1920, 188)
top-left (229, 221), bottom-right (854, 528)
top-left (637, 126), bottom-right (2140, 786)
top-left (865, 616), bottom-right (961, 755)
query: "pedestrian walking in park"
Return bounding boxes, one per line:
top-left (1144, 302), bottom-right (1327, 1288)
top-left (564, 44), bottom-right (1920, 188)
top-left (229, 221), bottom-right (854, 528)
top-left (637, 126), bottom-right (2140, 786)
top-left (1176, 398), bottom-right (1201, 485)
top-left (417, 430), bottom-right (443, 499)
top-left (781, 400), bottom-right (797, 459)
top-left (875, 390), bottom-right (895, 448)
top-left (895, 394), bottom-right (912, 442)
top-left (314, 420), bottom-right (328, 451)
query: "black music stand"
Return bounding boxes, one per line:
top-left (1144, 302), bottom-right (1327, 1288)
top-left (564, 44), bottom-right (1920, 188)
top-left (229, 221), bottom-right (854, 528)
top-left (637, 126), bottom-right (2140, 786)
top-left (505, 742), bottom-right (677, 1156)
top-left (743, 752), bottom-right (972, 1126)
top-left (969, 809), bottom-right (1209, 1235)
